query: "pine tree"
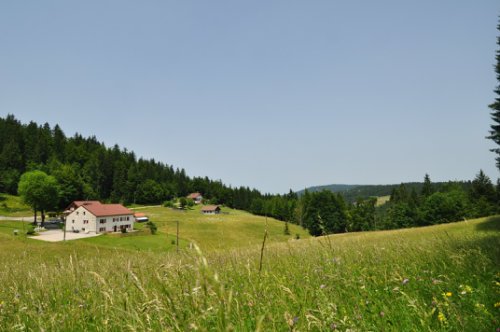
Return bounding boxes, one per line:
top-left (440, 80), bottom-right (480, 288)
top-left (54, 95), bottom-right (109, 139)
top-left (488, 22), bottom-right (500, 170)
top-left (421, 174), bottom-right (434, 198)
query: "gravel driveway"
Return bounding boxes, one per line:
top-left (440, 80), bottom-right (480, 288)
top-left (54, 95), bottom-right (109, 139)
top-left (29, 229), bottom-right (102, 242)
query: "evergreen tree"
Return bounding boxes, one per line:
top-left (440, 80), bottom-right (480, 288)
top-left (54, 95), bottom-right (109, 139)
top-left (421, 174), bottom-right (434, 198)
top-left (488, 21), bottom-right (500, 170)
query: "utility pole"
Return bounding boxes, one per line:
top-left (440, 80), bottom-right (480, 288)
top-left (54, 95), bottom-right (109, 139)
top-left (63, 217), bottom-right (67, 241)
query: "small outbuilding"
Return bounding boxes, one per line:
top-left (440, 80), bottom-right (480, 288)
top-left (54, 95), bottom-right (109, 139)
top-left (201, 205), bottom-right (220, 215)
top-left (187, 193), bottom-right (203, 204)
top-left (134, 213), bottom-right (149, 223)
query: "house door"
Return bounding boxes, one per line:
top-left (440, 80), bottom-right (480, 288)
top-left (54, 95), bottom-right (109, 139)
top-left (113, 225), bottom-right (117, 232)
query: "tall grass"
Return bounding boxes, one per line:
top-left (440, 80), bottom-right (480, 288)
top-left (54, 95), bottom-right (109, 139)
top-left (0, 216), bottom-right (498, 331)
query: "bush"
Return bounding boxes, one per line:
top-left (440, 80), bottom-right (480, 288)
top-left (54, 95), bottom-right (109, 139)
top-left (163, 200), bottom-right (175, 208)
top-left (179, 197), bottom-right (187, 209)
top-left (26, 225), bottom-right (35, 235)
top-left (284, 221), bottom-right (290, 235)
top-left (295, 233), bottom-right (300, 240)
top-left (146, 221), bottom-right (157, 235)
top-left (171, 239), bottom-right (176, 245)
top-left (121, 227), bottom-right (127, 234)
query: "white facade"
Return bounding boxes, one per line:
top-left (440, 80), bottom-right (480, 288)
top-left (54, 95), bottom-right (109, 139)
top-left (66, 206), bottom-right (134, 234)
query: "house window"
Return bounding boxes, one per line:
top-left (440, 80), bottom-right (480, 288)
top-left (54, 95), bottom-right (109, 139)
top-left (100, 219), bottom-right (106, 224)
top-left (83, 220), bottom-right (89, 224)
top-left (76, 211), bottom-right (79, 215)
top-left (126, 216), bottom-right (129, 221)
top-left (120, 217), bottom-right (123, 221)
top-left (83, 211), bottom-right (86, 215)
top-left (72, 220), bottom-right (75, 224)
top-left (82, 228), bottom-right (85, 232)
top-left (99, 227), bottom-right (106, 232)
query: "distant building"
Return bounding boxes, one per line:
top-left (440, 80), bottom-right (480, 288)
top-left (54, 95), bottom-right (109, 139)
top-left (134, 213), bottom-right (149, 223)
top-left (187, 193), bottom-right (203, 204)
top-left (201, 205), bottom-right (220, 215)
top-left (63, 201), bottom-right (134, 233)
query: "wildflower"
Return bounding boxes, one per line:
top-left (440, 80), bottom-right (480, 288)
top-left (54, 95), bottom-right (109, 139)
top-left (393, 287), bottom-right (400, 291)
top-left (78, 304), bottom-right (83, 308)
top-left (74, 290), bottom-right (79, 294)
top-left (320, 284), bottom-right (326, 289)
top-left (293, 317), bottom-right (298, 323)
top-left (494, 302), bottom-right (500, 308)
top-left (15, 294), bottom-right (21, 298)
top-left (441, 292), bottom-right (452, 297)
top-left (248, 302), bottom-right (253, 306)
top-left (235, 291), bottom-right (238, 296)
top-left (38, 310), bottom-right (43, 314)
top-left (403, 279), bottom-right (409, 285)
top-left (331, 323), bottom-right (337, 330)
top-left (438, 312), bottom-right (444, 322)
top-left (380, 312), bottom-right (385, 317)
top-left (164, 273), bottom-right (168, 277)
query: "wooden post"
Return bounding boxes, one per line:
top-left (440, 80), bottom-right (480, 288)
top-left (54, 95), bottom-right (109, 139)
top-left (63, 217), bottom-right (67, 241)
top-left (176, 220), bottom-right (179, 253)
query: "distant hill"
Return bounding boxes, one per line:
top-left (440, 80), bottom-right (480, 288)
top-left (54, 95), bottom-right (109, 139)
top-left (295, 184), bottom-right (361, 196)
top-left (298, 181), bottom-right (472, 203)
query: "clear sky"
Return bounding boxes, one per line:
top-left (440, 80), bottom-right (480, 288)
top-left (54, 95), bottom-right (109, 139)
top-left (1, 1), bottom-right (499, 194)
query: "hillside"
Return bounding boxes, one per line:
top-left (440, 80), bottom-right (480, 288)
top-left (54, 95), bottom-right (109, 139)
top-left (298, 181), bottom-right (473, 202)
top-left (0, 215), bottom-right (498, 331)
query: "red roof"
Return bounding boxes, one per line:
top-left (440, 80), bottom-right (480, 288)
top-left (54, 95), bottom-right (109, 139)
top-left (83, 203), bottom-right (133, 217)
top-left (68, 201), bottom-right (133, 217)
top-left (201, 205), bottom-right (220, 212)
top-left (134, 213), bottom-right (147, 217)
top-left (187, 193), bottom-right (202, 199)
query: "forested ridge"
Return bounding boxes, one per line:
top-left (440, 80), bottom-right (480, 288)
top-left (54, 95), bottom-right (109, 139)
top-left (0, 114), bottom-right (498, 235)
top-left (299, 182), bottom-right (473, 203)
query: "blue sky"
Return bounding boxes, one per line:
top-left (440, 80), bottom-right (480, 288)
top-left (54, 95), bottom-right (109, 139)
top-left (1, 1), bottom-right (499, 194)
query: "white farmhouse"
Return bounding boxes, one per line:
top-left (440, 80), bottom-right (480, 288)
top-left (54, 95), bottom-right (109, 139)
top-left (64, 201), bottom-right (134, 234)
top-left (187, 193), bottom-right (203, 204)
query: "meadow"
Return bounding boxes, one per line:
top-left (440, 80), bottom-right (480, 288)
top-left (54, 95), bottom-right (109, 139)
top-left (0, 211), bottom-right (498, 331)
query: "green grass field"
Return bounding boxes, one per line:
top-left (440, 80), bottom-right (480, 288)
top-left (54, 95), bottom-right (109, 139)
top-left (125, 205), bottom-right (310, 251)
top-left (0, 193), bottom-right (32, 217)
top-left (0, 213), bottom-right (498, 331)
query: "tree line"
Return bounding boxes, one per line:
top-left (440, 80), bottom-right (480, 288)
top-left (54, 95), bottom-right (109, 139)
top-left (1, 115), bottom-right (498, 234)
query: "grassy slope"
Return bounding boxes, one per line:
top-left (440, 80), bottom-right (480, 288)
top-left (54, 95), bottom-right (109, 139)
top-left (0, 193), bottom-right (32, 217)
top-left (122, 205), bottom-right (310, 251)
top-left (0, 216), bottom-right (498, 331)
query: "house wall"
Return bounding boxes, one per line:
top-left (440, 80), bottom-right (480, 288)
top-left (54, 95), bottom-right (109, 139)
top-left (66, 206), bottom-right (97, 233)
top-left (96, 215), bottom-right (134, 233)
top-left (66, 206), bottom-right (134, 233)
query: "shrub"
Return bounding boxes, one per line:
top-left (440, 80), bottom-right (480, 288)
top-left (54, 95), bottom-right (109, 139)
top-left (284, 221), bottom-right (290, 235)
top-left (295, 233), bottom-right (300, 240)
top-left (163, 200), bottom-right (175, 208)
top-left (121, 227), bottom-right (127, 234)
top-left (26, 225), bottom-right (35, 235)
top-left (146, 221), bottom-right (157, 235)
top-left (179, 197), bottom-right (187, 209)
